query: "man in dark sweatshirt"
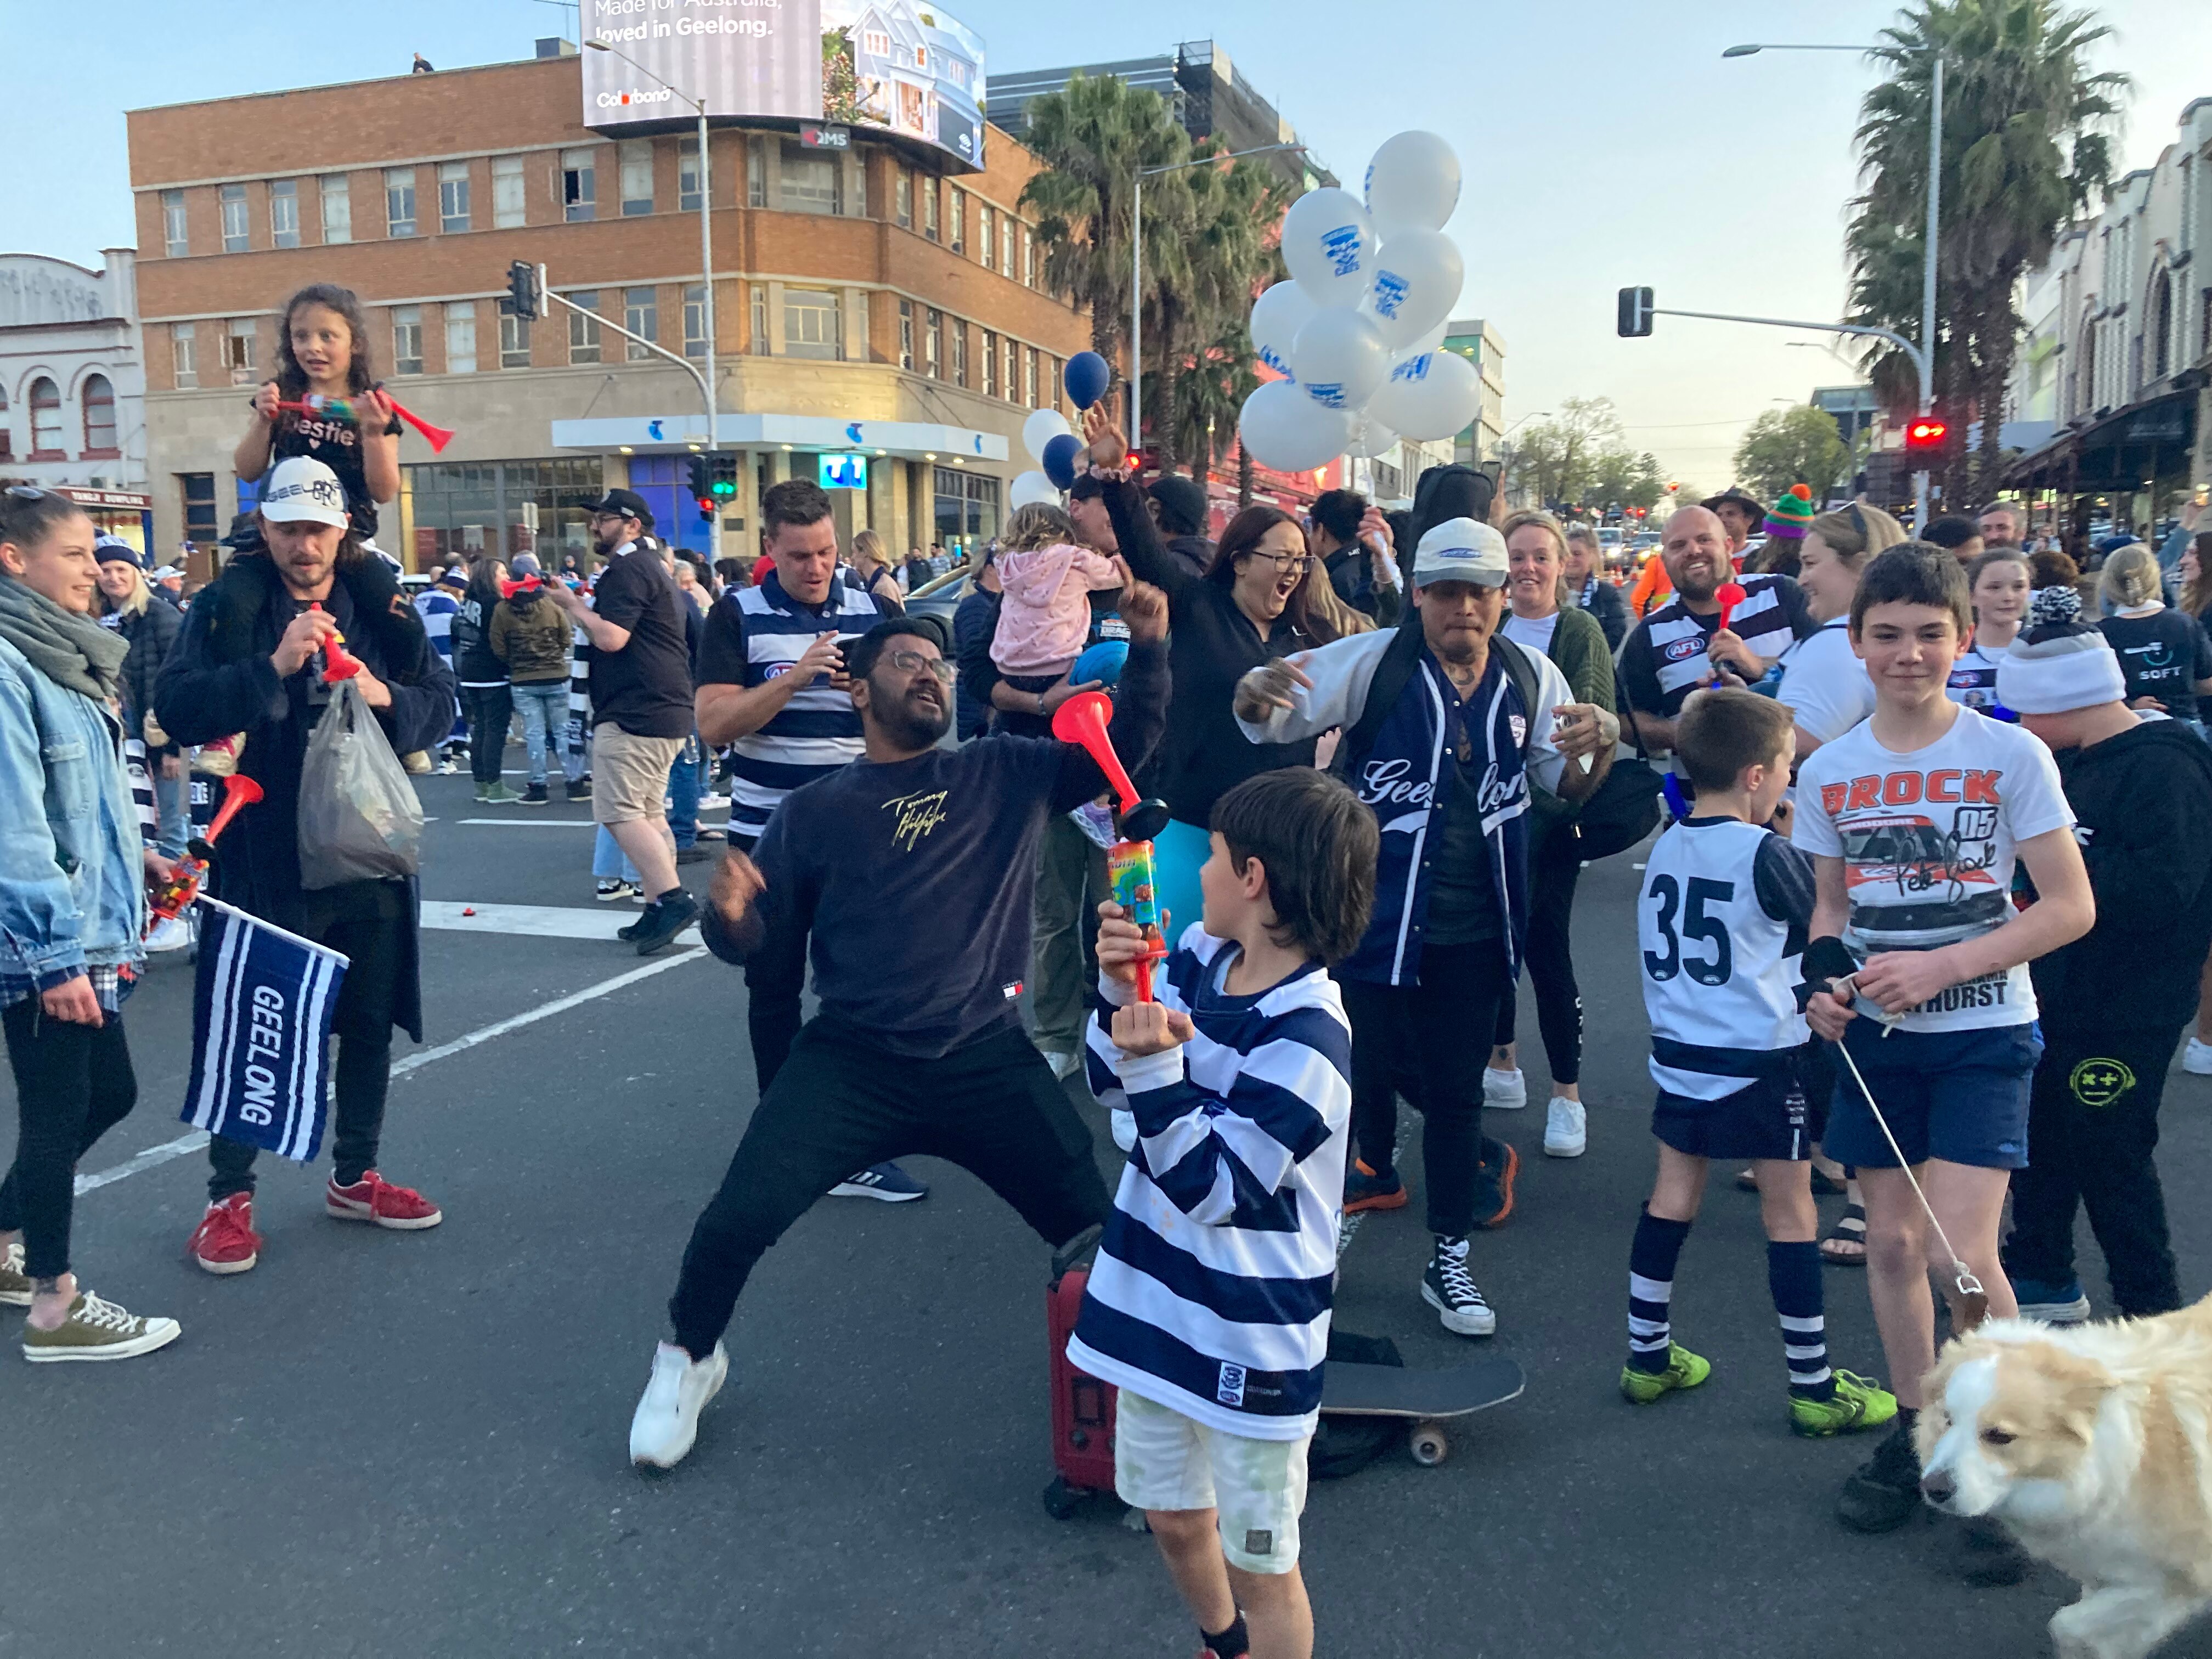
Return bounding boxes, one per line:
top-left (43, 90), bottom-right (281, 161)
top-left (1997, 614), bottom-right (2212, 1322)
top-left (628, 590), bottom-right (1171, 1471)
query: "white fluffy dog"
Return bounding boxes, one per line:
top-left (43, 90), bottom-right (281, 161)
top-left (1916, 1294), bottom-right (2212, 1659)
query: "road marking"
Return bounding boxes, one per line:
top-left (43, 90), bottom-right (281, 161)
top-left (420, 900), bottom-right (698, 943)
top-left (74, 947), bottom-right (710, 1195)
top-left (456, 817), bottom-right (597, 827)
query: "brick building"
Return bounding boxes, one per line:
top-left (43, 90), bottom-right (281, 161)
top-left (128, 48), bottom-right (1092, 573)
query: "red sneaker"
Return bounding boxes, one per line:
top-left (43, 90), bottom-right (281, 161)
top-left (326, 1171), bottom-right (443, 1231)
top-left (189, 1193), bottom-right (262, 1275)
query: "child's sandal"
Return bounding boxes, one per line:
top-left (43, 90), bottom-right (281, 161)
top-left (1820, 1203), bottom-right (1867, 1266)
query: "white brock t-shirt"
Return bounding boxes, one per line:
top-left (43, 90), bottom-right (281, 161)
top-left (1791, 709), bottom-right (2072, 1033)
top-left (1776, 619), bottom-right (1876, 743)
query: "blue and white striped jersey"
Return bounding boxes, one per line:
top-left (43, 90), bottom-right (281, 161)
top-left (1070, 926), bottom-right (1353, 1440)
top-left (415, 590), bottom-right (458, 660)
top-left (695, 571), bottom-right (891, 842)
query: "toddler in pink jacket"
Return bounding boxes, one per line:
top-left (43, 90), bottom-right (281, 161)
top-left (991, 503), bottom-right (1125, 680)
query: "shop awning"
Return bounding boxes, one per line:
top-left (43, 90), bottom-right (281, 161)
top-left (548, 414), bottom-right (1009, 465)
top-left (55, 487), bottom-right (152, 511)
top-left (2003, 377), bottom-right (2200, 493)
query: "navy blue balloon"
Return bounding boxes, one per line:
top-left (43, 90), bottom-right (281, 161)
top-left (1041, 433), bottom-right (1084, 490)
top-left (1064, 351), bottom-right (1111, 411)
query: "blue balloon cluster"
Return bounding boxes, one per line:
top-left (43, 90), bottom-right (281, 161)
top-left (1063, 351), bottom-right (1111, 411)
top-left (1041, 432), bottom-right (1085, 491)
top-left (1072, 639), bottom-right (1128, 689)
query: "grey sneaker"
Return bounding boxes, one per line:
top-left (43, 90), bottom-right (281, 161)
top-left (22, 1292), bottom-right (182, 1363)
top-left (0, 1241), bottom-right (31, 1308)
top-left (480, 783), bottom-right (522, 804)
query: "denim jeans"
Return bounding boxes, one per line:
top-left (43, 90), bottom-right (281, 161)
top-left (594, 826), bottom-right (641, 885)
top-left (667, 732), bottom-right (706, 849)
top-left (511, 681), bottom-right (569, 788)
top-left (151, 763), bottom-right (190, 860)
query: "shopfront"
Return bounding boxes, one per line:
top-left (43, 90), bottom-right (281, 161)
top-left (933, 465), bottom-right (1001, 556)
top-left (55, 487), bottom-right (154, 557)
top-left (398, 457), bottom-right (607, 569)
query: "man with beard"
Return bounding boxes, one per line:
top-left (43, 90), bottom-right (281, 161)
top-left (1233, 519), bottom-right (1617, 1339)
top-left (1618, 505), bottom-right (1814, 755)
top-left (629, 596), bottom-right (1170, 1470)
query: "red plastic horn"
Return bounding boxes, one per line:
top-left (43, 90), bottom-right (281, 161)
top-left (1051, 692), bottom-right (1137, 811)
top-left (387, 397), bottom-right (455, 455)
top-left (308, 602), bottom-right (363, 682)
top-left (205, 773), bottom-right (264, 842)
top-left (1713, 580), bottom-right (1747, 634)
top-left (499, 575), bottom-right (543, 600)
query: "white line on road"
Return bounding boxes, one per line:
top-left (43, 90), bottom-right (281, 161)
top-left (455, 818), bottom-right (597, 827)
top-left (419, 901), bottom-right (697, 943)
top-left (74, 947), bottom-right (709, 1195)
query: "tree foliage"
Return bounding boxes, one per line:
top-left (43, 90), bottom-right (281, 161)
top-left (1733, 405), bottom-right (1852, 505)
top-left (1506, 398), bottom-right (1662, 510)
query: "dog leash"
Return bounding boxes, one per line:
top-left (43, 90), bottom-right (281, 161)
top-left (1829, 976), bottom-right (1992, 1333)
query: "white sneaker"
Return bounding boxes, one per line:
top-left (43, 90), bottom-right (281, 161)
top-left (629, 1340), bottom-right (728, 1469)
top-left (1045, 1050), bottom-right (1082, 1081)
top-left (1483, 1066), bottom-right (1527, 1109)
top-left (1110, 1108), bottom-right (1137, 1153)
top-left (1543, 1097), bottom-right (1587, 1158)
top-left (2185, 1038), bottom-right (2212, 1076)
top-left (145, 915), bottom-right (191, 953)
top-left (698, 792), bottom-right (731, 810)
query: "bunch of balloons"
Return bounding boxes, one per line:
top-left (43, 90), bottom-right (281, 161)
top-left (1239, 130), bottom-right (1478, 475)
top-left (1011, 350), bottom-right (1113, 508)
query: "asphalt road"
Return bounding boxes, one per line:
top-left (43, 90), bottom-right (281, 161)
top-left (5, 767), bottom-right (2210, 1658)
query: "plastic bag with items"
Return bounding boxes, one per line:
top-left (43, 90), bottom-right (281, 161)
top-left (297, 678), bottom-right (424, 889)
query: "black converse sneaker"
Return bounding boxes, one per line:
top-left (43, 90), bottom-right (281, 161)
top-left (1421, 1235), bottom-right (1496, 1336)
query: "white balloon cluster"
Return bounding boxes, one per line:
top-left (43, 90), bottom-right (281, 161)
top-left (1239, 130), bottom-right (1480, 477)
top-left (1009, 409), bottom-right (1073, 509)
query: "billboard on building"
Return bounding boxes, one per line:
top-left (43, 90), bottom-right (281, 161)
top-left (581, 0), bottom-right (986, 168)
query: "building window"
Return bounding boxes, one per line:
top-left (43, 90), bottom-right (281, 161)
top-left (81, 374), bottom-right (119, 455)
top-left (933, 466), bottom-right (1002, 551)
top-left (221, 183), bottom-right (250, 252)
top-left (925, 307), bottom-right (941, 377)
top-left (319, 174), bottom-right (351, 244)
top-left (492, 155), bottom-right (526, 228)
top-left (1022, 227), bottom-right (1035, 287)
top-left (384, 167), bottom-right (417, 237)
top-left (444, 303), bottom-right (477, 374)
top-left (678, 137), bottom-right (703, 212)
top-left (499, 311), bottom-right (530, 369)
top-left (895, 168), bottom-right (912, 229)
top-left (684, 284), bottom-right (709, 359)
top-left (949, 188), bottom-right (965, 253)
top-left (180, 472), bottom-right (219, 545)
top-left (748, 284), bottom-right (766, 354)
top-left (1024, 347), bottom-right (1037, 407)
top-left (1043, 354), bottom-right (1058, 411)
top-left (981, 329), bottom-right (997, 397)
top-left (620, 139), bottom-right (654, 216)
top-left (438, 161), bottom-right (471, 233)
top-left (979, 206), bottom-right (994, 270)
top-left (747, 137), bottom-right (766, 208)
top-left (28, 378), bottom-right (63, 458)
top-left (1004, 336), bottom-right (1018, 402)
top-left (785, 289), bottom-right (840, 359)
top-left (162, 189), bottom-right (188, 257)
top-left (899, 298), bottom-right (914, 369)
top-left (952, 321), bottom-right (969, 387)
top-left (781, 144), bottom-right (840, 215)
top-left (391, 306), bottom-right (424, 375)
top-left (172, 323), bottom-right (198, 389)
top-left (567, 291), bottom-right (601, 364)
top-left (562, 148), bottom-right (596, 222)
top-left (923, 179), bottom-right (938, 241)
top-left (623, 287), bottom-right (658, 360)
top-left (224, 318), bottom-right (256, 383)
top-left (269, 179), bottom-right (300, 249)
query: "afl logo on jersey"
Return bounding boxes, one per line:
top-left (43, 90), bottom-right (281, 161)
top-left (763, 662), bottom-right (792, 679)
top-left (1663, 637), bottom-right (1704, 664)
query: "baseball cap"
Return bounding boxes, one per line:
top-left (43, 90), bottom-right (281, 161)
top-left (1411, 517), bottom-right (1509, 589)
top-left (258, 456), bottom-right (351, 529)
top-left (93, 534), bottom-right (143, 569)
top-left (510, 552), bottom-right (542, 578)
top-left (150, 563), bottom-right (184, 580)
top-left (583, 487), bottom-right (655, 530)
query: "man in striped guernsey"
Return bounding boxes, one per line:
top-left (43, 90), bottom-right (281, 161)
top-left (1621, 689), bottom-right (1896, 1440)
top-left (1074, 769), bottom-right (1374, 1659)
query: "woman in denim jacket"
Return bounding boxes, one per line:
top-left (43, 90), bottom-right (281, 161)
top-left (0, 487), bottom-right (180, 1363)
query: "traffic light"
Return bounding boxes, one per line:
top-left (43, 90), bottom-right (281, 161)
top-left (499, 260), bottom-right (539, 322)
top-left (1904, 415), bottom-right (1949, 453)
top-left (687, 453), bottom-right (714, 523)
top-left (1617, 286), bottom-right (1654, 338)
top-left (708, 452), bottom-right (738, 503)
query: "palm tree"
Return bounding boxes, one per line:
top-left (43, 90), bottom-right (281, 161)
top-left (1172, 322), bottom-right (1261, 487)
top-left (1847, 0), bottom-right (2127, 504)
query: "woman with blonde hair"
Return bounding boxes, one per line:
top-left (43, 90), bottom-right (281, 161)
top-left (2096, 543), bottom-right (2212, 721)
top-left (847, 528), bottom-right (904, 610)
top-left (1775, 503), bottom-right (1906, 760)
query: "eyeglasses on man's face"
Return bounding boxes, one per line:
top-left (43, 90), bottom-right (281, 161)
top-left (887, 648), bottom-right (955, 684)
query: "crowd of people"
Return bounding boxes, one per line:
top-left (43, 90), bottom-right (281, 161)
top-left (5, 278), bottom-right (2212, 1659)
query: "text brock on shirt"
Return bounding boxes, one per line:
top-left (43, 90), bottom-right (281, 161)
top-left (1819, 768), bottom-right (2002, 816)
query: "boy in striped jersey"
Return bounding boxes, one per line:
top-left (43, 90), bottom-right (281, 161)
top-left (1074, 769), bottom-right (1375, 1659)
top-left (1624, 690), bottom-right (1897, 1438)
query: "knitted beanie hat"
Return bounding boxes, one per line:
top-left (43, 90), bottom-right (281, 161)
top-left (1763, 484), bottom-right (1815, 540)
top-left (1996, 606), bottom-right (2125, 714)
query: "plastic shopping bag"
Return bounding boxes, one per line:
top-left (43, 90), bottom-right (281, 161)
top-left (297, 678), bottom-right (424, 889)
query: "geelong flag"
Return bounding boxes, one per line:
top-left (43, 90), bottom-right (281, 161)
top-left (183, 899), bottom-right (349, 1161)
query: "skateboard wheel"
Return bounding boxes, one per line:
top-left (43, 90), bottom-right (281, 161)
top-left (1408, 1423), bottom-right (1448, 1467)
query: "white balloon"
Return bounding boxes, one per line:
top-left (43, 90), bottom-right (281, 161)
top-left (1362, 129), bottom-right (1462, 238)
top-left (1368, 348), bottom-right (1482, 442)
top-left (1290, 309), bottom-right (1388, 413)
top-left (1249, 280), bottom-right (1317, 380)
top-left (1344, 412), bottom-right (1400, 460)
top-left (1021, 408), bottom-right (1072, 465)
top-left (1279, 188), bottom-right (1376, 310)
top-left (1238, 380), bottom-right (1352, 473)
top-left (1361, 229), bottom-right (1465, 352)
top-left (1008, 470), bottom-right (1062, 509)
top-left (1400, 319), bottom-right (1449, 360)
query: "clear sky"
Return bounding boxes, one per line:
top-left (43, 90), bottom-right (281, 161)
top-left (10, 0), bottom-right (2207, 492)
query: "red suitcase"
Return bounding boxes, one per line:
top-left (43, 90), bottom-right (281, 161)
top-left (1044, 1244), bottom-right (1119, 1519)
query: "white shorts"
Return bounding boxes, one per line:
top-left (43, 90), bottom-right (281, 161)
top-left (1112, 1389), bottom-right (1311, 1575)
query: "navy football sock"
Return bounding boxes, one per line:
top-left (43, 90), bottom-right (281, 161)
top-left (1768, 1238), bottom-right (1834, 1400)
top-left (1627, 1209), bottom-right (1691, 1374)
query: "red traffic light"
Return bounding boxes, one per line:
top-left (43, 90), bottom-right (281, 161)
top-left (1904, 416), bottom-right (1949, 452)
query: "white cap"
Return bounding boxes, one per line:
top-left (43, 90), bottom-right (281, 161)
top-left (150, 565), bottom-right (184, 579)
top-left (258, 456), bottom-right (349, 529)
top-left (1410, 517), bottom-right (1509, 589)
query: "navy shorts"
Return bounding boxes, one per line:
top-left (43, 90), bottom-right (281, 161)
top-left (1652, 1073), bottom-right (1810, 1163)
top-left (1822, 1022), bottom-right (2040, 1171)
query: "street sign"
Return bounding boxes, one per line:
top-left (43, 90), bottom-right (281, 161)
top-left (818, 453), bottom-right (869, 491)
top-left (799, 125), bottom-right (851, 149)
top-left (1617, 286), bottom-right (1654, 338)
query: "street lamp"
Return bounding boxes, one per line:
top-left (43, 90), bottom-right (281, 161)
top-left (585, 38), bottom-right (719, 552)
top-left (1726, 41), bottom-right (1942, 531)
top-left (1130, 143), bottom-right (1306, 450)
